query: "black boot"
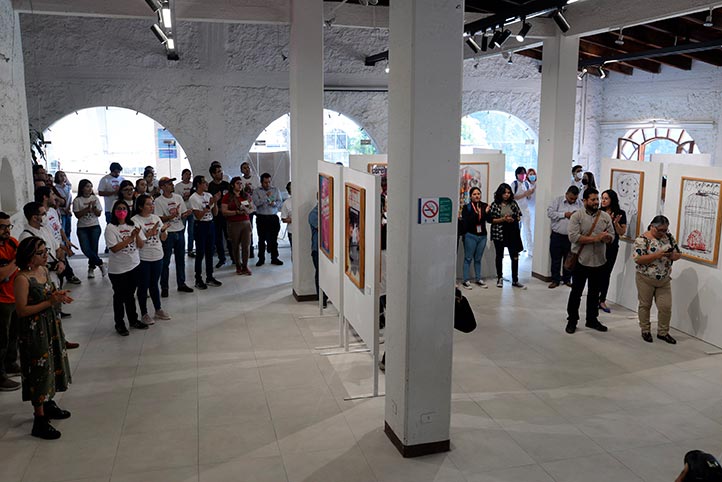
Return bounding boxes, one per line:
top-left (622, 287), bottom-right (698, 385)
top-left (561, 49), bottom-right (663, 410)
top-left (43, 400), bottom-right (71, 420)
top-left (31, 414), bottom-right (62, 440)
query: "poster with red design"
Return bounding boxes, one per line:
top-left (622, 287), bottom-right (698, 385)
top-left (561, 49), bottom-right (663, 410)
top-left (319, 174), bottom-right (334, 260)
top-left (677, 177), bottom-right (722, 265)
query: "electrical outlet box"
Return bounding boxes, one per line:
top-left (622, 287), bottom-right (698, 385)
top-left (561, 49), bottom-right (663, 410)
top-left (421, 412), bottom-right (434, 424)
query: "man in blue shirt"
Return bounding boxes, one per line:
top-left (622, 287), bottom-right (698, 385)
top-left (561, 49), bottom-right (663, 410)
top-left (546, 185), bottom-right (582, 288)
top-left (252, 173), bottom-right (283, 267)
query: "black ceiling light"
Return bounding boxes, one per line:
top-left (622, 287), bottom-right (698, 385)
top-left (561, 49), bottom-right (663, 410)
top-left (466, 36), bottom-right (481, 54)
top-left (489, 29), bottom-right (503, 49)
top-left (704, 8), bottom-right (714, 27)
top-left (552, 9), bottom-right (570, 33)
top-left (145, 0), bottom-right (162, 12)
top-left (481, 35), bottom-right (488, 52)
top-left (496, 29), bottom-right (512, 48)
top-left (516, 20), bottom-right (532, 42)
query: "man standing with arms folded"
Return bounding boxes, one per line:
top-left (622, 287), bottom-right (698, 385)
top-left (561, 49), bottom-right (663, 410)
top-left (155, 177), bottom-right (194, 297)
top-left (546, 186), bottom-right (581, 289)
top-left (0, 212), bottom-right (21, 391)
top-left (565, 188), bottom-right (614, 334)
top-left (252, 173), bottom-right (283, 267)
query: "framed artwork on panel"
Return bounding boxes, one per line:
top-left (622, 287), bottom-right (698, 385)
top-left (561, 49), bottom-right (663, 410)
top-left (319, 174), bottom-right (334, 260)
top-left (610, 168), bottom-right (644, 241)
top-left (677, 177), bottom-right (722, 265)
top-left (345, 183), bottom-right (366, 290)
top-left (459, 162), bottom-right (490, 216)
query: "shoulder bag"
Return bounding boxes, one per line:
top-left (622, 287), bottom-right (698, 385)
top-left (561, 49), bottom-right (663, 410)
top-left (564, 211), bottom-right (601, 272)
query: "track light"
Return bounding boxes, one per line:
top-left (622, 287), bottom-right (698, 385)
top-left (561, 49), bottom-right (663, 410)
top-left (516, 21), bottom-right (532, 42)
top-left (598, 66), bottom-right (606, 78)
top-left (489, 30), bottom-right (502, 49)
top-left (324, 17), bottom-right (335, 28)
top-left (577, 68), bottom-right (587, 80)
top-left (145, 0), bottom-right (162, 12)
top-left (466, 37), bottom-right (481, 54)
top-left (151, 24), bottom-right (168, 44)
top-left (704, 8), bottom-right (714, 27)
top-left (507, 52), bottom-right (514, 64)
top-left (481, 35), bottom-right (488, 52)
top-left (615, 29), bottom-right (624, 45)
top-left (492, 29), bottom-right (512, 48)
top-left (166, 38), bottom-right (175, 50)
top-left (552, 9), bottom-right (570, 33)
top-left (161, 2), bottom-right (172, 29)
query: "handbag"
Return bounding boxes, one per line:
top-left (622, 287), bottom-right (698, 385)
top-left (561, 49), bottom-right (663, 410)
top-left (454, 288), bottom-right (477, 333)
top-left (564, 211), bottom-right (601, 271)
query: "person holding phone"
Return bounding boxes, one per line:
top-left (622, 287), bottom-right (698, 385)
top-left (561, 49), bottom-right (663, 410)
top-left (632, 215), bottom-right (681, 344)
top-left (105, 200), bottom-right (147, 336)
top-left (131, 195), bottom-right (171, 325)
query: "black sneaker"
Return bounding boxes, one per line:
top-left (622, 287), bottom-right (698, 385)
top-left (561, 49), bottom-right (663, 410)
top-left (195, 281), bottom-right (208, 290)
top-left (206, 278), bottom-right (222, 287)
top-left (115, 325), bottom-right (130, 336)
top-left (642, 332), bottom-right (653, 343)
top-left (178, 284), bottom-right (194, 293)
top-left (0, 377), bottom-right (21, 391)
top-left (215, 260), bottom-right (225, 269)
top-left (60, 311), bottom-right (71, 319)
top-left (43, 400), bottom-right (71, 420)
top-left (129, 321), bottom-right (150, 330)
top-left (585, 321), bottom-right (608, 332)
top-left (256, 260), bottom-right (265, 267)
top-left (187, 250), bottom-right (196, 258)
top-left (31, 415), bottom-right (61, 440)
top-left (271, 259), bottom-right (284, 266)
top-left (565, 322), bottom-right (576, 334)
top-left (161, 288), bottom-right (169, 298)
top-left (657, 333), bottom-right (677, 344)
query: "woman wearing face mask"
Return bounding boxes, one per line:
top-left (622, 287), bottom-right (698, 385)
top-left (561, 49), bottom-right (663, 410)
top-left (105, 200), bottom-right (148, 336)
top-left (512, 167), bottom-right (536, 257)
top-left (461, 187), bottom-right (491, 289)
top-left (632, 216), bottom-right (681, 344)
top-left (489, 183), bottom-right (525, 289)
top-left (598, 189), bottom-right (627, 313)
top-left (582, 172), bottom-right (597, 191)
top-left (72, 179), bottom-right (106, 279)
top-left (131, 195), bottom-right (171, 325)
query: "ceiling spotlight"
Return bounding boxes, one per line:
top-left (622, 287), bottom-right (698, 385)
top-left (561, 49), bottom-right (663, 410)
top-left (577, 68), bottom-right (588, 80)
top-left (598, 66), bottom-right (607, 78)
top-left (167, 51), bottom-right (179, 61)
top-left (492, 29), bottom-right (512, 48)
top-left (151, 24), bottom-right (169, 44)
top-left (166, 38), bottom-right (175, 50)
top-left (516, 21), bottom-right (532, 42)
top-left (385, 65), bottom-right (390, 74)
top-left (145, 0), bottom-right (162, 12)
top-left (324, 17), bottom-right (335, 28)
top-left (507, 52), bottom-right (514, 64)
top-left (161, 2), bottom-right (172, 29)
top-left (615, 29), bottom-right (624, 45)
top-left (704, 8), bottom-right (714, 27)
top-left (552, 9), bottom-right (570, 33)
top-left (466, 37), bottom-right (481, 54)
top-left (489, 30), bottom-right (502, 49)
top-left (481, 35), bottom-right (488, 52)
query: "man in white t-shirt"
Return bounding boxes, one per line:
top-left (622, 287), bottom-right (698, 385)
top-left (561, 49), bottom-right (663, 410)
top-left (34, 186), bottom-right (81, 285)
top-left (175, 168), bottom-right (195, 256)
top-left (156, 177), bottom-right (194, 296)
top-left (281, 181), bottom-right (292, 249)
top-left (97, 162), bottom-right (125, 222)
top-left (512, 166), bottom-right (535, 256)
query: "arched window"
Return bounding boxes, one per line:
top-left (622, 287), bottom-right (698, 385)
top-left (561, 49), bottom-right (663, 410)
top-left (461, 110), bottom-right (538, 181)
top-left (251, 109), bottom-right (378, 166)
top-left (615, 127), bottom-right (700, 161)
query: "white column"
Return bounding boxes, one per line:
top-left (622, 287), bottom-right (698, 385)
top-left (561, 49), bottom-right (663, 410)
top-left (531, 34), bottom-right (580, 281)
top-left (384, 0), bottom-right (463, 457)
top-left (289, 0), bottom-right (324, 299)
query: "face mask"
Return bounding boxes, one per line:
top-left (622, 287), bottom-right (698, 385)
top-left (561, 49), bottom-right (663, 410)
top-left (517, 174), bottom-right (526, 182)
top-left (582, 178), bottom-right (589, 185)
top-left (575, 172), bottom-right (583, 181)
top-left (115, 210), bottom-right (128, 221)
top-left (528, 175), bottom-right (536, 182)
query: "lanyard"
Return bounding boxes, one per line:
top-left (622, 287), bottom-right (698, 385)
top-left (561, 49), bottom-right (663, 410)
top-left (471, 203), bottom-right (483, 223)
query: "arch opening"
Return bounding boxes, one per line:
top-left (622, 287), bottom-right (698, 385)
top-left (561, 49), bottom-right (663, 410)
top-left (615, 127), bottom-right (701, 161)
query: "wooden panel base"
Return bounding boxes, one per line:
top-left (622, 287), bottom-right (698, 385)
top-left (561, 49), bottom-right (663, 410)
top-left (292, 289), bottom-right (318, 302)
top-left (532, 271), bottom-right (552, 283)
top-left (384, 422), bottom-right (450, 458)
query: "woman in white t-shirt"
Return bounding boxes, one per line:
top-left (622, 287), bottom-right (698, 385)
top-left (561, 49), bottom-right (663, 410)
top-left (104, 199), bottom-right (147, 336)
top-left (175, 168), bottom-right (195, 255)
top-left (72, 179), bottom-right (106, 279)
top-left (131, 195), bottom-right (171, 325)
top-left (189, 175), bottom-right (222, 290)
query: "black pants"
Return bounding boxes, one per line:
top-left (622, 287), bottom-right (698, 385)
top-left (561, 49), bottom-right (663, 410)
top-left (0, 302), bottom-right (18, 377)
top-left (599, 243), bottom-right (619, 303)
top-left (493, 240), bottom-right (519, 283)
top-left (566, 262), bottom-right (602, 326)
top-left (194, 220), bottom-right (215, 282)
top-left (550, 232), bottom-right (572, 284)
top-left (213, 215), bottom-right (229, 264)
top-left (109, 266), bottom-right (140, 329)
top-left (256, 214), bottom-right (280, 262)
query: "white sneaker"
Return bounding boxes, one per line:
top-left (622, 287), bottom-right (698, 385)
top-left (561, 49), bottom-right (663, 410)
top-left (142, 313), bottom-right (155, 325)
top-left (154, 309), bottom-right (171, 320)
top-left (462, 281), bottom-right (473, 290)
top-left (512, 281), bottom-right (527, 290)
top-left (99, 264), bottom-right (108, 277)
top-left (476, 279), bottom-right (488, 289)
top-left (87, 267), bottom-right (95, 279)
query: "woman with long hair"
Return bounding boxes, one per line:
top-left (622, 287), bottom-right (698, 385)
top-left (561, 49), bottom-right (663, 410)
top-left (117, 180), bottom-right (136, 206)
top-left (14, 236), bottom-right (73, 439)
top-left (72, 179), bottom-right (106, 278)
top-left (53, 171), bottom-right (73, 241)
top-left (460, 186), bottom-right (490, 289)
top-left (104, 200), bottom-right (148, 335)
top-left (189, 175), bottom-right (222, 289)
top-left (582, 171), bottom-right (597, 191)
top-left (598, 189), bottom-right (627, 313)
top-left (221, 176), bottom-right (255, 275)
top-left (131, 195), bottom-right (170, 325)
top-left (489, 183), bottom-right (525, 289)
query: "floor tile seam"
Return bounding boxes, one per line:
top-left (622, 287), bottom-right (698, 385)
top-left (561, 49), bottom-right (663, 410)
top-left (110, 461), bottom-right (199, 478)
top-left (604, 447), bottom-right (661, 482)
top-left (278, 443), bottom-right (378, 482)
top-left (572, 417), bottom-right (676, 447)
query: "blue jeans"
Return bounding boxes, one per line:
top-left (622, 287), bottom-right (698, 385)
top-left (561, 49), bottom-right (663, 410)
top-left (194, 220), bottom-right (215, 282)
top-left (463, 233), bottom-right (487, 282)
top-left (161, 230), bottom-right (186, 290)
top-left (138, 259), bottom-right (163, 315)
top-left (61, 214), bottom-right (72, 240)
top-left (184, 216), bottom-right (194, 252)
top-left (77, 225), bottom-right (103, 268)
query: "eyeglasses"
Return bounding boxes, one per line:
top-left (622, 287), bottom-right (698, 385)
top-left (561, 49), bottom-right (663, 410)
top-left (0, 224), bottom-right (13, 231)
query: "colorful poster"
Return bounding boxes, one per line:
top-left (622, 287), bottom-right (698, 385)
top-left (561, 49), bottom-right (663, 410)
top-left (319, 174), bottom-right (334, 260)
top-left (677, 177), bottom-right (722, 265)
top-left (459, 162), bottom-right (490, 216)
top-left (345, 183), bottom-right (366, 290)
top-left (611, 169), bottom-right (644, 241)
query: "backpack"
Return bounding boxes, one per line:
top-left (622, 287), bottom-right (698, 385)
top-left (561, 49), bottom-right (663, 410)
top-left (512, 180), bottom-right (530, 195)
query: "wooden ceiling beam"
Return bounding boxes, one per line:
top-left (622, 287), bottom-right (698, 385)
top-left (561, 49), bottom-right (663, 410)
top-left (681, 10), bottom-right (722, 33)
top-left (580, 39), bottom-right (662, 73)
top-left (584, 32), bottom-right (694, 70)
top-left (579, 52), bottom-right (634, 75)
top-left (623, 25), bottom-right (722, 67)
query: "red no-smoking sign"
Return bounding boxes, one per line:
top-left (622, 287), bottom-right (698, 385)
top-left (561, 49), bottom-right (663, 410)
top-left (418, 198), bottom-right (439, 224)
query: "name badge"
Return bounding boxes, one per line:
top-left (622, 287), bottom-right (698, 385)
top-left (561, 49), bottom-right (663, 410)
top-left (476, 225), bottom-right (482, 234)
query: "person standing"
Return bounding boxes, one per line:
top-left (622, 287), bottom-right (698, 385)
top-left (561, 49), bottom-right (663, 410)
top-left (460, 187), bottom-right (490, 289)
top-left (221, 177), bottom-right (254, 275)
top-left (598, 189), bottom-right (627, 313)
top-left (633, 216), bottom-right (681, 344)
top-left (105, 200), bottom-right (148, 336)
top-left (207, 164), bottom-right (231, 268)
top-left (97, 162), bottom-right (124, 224)
top-left (572, 165), bottom-right (584, 191)
top-left (546, 186), bottom-right (582, 288)
top-left (189, 175), bottom-right (223, 289)
top-left (281, 182), bottom-right (293, 249)
top-left (489, 183), bottom-right (525, 289)
top-left (582, 171), bottom-right (597, 191)
top-left (512, 167), bottom-right (535, 256)
top-left (240, 161), bottom-right (261, 258)
top-left (252, 173), bottom-right (283, 267)
top-left (565, 188), bottom-right (613, 334)
top-left (175, 169), bottom-right (195, 257)
top-left (0, 213), bottom-right (21, 391)
top-left (53, 171), bottom-right (73, 241)
top-left (35, 186), bottom-right (81, 286)
top-left (72, 180), bottom-right (106, 279)
top-left (155, 177), bottom-right (194, 295)
top-left (526, 168), bottom-right (537, 255)
top-left (14, 236), bottom-right (73, 439)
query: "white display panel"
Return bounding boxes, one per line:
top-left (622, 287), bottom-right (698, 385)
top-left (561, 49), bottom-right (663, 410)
top-left (349, 154), bottom-right (387, 175)
top-left (317, 161), bottom-right (344, 308)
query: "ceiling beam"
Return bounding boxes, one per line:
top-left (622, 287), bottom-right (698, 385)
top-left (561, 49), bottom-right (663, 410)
top-left (579, 52), bottom-right (634, 75)
top-left (620, 25), bottom-right (722, 67)
top-left (580, 39), bottom-right (662, 73)
top-left (584, 33), bottom-right (694, 70)
top-left (578, 38), bottom-right (722, 68)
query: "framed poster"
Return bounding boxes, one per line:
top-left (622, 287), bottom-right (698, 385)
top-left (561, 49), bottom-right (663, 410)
top-left (459, 162), bottom-right (490, 216)
top-left (610, 169), bottom-right (644, 241)
top-left (319, 174), bottom-right (334, 260)
top-left (677, 177), bottom-right (722, 265)
top-left (345, 183), bottom-right (366, 290)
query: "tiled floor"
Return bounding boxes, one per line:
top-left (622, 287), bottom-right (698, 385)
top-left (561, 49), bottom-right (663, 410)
top-left (1, 253), bottom-right (721, 482)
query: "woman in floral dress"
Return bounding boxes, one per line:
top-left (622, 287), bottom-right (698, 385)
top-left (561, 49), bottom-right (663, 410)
top-left (14, 236), bottom-right (73, 440)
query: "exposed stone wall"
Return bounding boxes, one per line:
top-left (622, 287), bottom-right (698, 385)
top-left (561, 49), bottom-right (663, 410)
top-left (0, 0), bottom-right (31, 215)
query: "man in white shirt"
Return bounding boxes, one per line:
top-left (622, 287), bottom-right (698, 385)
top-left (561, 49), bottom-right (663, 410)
top-left (512, 167), bottom-right (535, 256)
top-left (281, 182), bottom-right (292, 249)
top-left (175, 169), bottom-right (195, 256)
top-left (97, 162), bottom-right (125, 223)
top-left (155, 177), bottom-right (194, 296)
top-left (34, 186), bottom-right (81, 285)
